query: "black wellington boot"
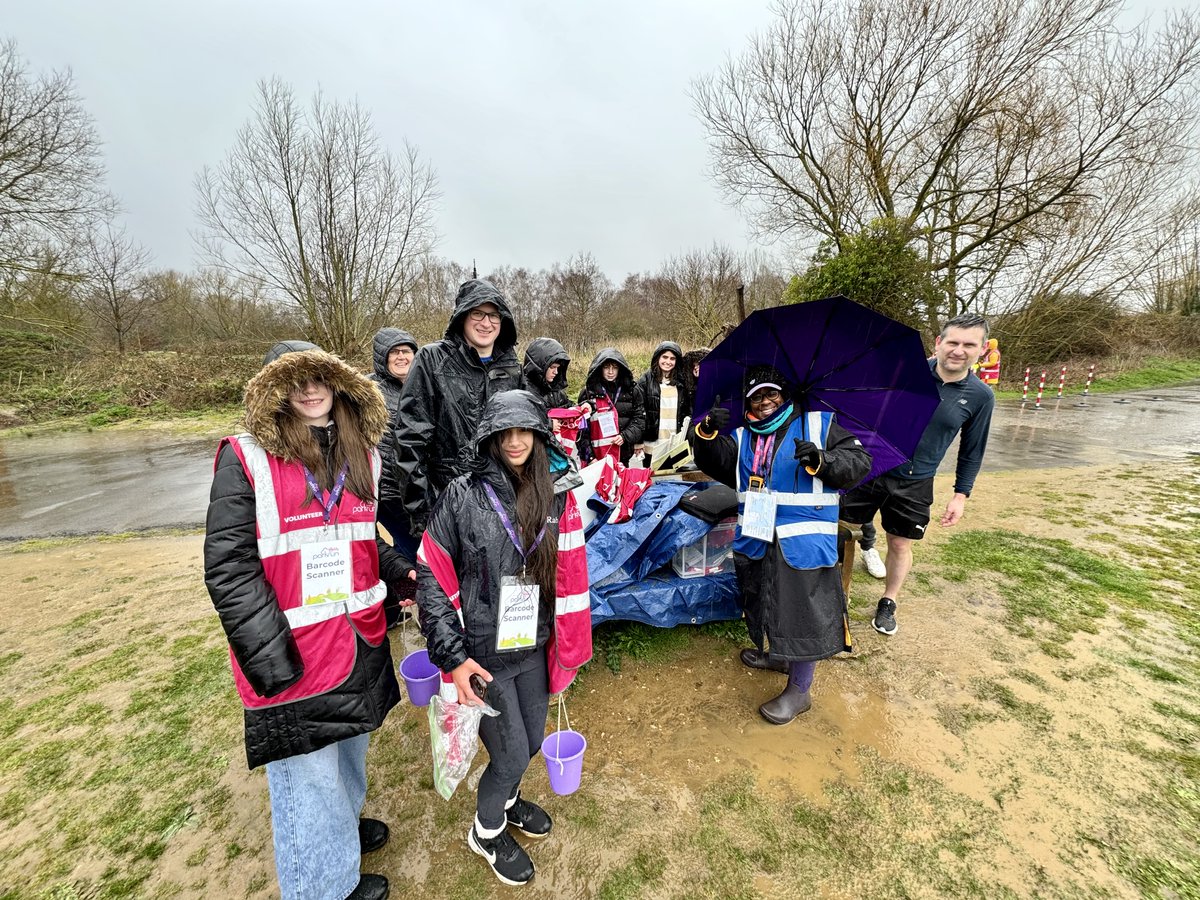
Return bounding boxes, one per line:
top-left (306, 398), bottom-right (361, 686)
top-left (758, 684), bottom-right (812, 725)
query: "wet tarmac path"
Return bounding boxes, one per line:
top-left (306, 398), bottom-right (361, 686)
top-left (0, 383), bottom-right (1195, 540)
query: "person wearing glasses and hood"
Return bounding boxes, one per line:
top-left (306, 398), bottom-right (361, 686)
top-left (522, 337), bottom-right (571, 410)
top-left (417, 389), bottom-right (590, 887)
top-left (204, 341), bottom-right (413, 900)
top-left (392, 279), bottom-right (524, 538)
top-left (688, 366), bottom-right (870, 726)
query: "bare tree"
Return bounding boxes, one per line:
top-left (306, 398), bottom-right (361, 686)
top-left (650, 244), bottom-right (745, 345)
top-left (0, 40), bottom-right (114, 275)
top-left (195, 78), bottom-right (440, 357)
top-left (79, 225), bottom-right (155, 352)
top-left (692, 0), bottom-right (1200, 321)
top-left (545, 252), bottom-right (612, 355)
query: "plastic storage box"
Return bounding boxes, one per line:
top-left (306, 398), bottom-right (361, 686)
top-left (671, 516), bottom-right (738, 578)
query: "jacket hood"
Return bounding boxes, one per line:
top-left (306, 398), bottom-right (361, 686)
top-left (585, 347), bottom-right (634, 388)
top-left (650, 341), bottom-right (683, 371)
top-left (263, 340), bottom-right (320, 367)
top-left (446, 279), bottom-right (517, 354)
top-left (472, 390), bottom-right (578, 489)
top-left (371, 327), bottom-right (418, 380)
top-left (242, 349), bottom-right (389, 459)
top-left (523, 337), bottom-right (570, 391)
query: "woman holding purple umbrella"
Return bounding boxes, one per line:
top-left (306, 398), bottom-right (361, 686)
top-left (688, 365), bottom-right (871, 724)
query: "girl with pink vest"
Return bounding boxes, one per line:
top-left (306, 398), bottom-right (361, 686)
top-left (204, 342), bottom-right (412, 900)
top-left (416, 389), bottom-right (591, 887)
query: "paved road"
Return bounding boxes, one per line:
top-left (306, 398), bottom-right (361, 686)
top-left (0, 383), bottom-right (1195, 540)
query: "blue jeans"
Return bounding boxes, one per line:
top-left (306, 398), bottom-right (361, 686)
top-left (266, 733), bottom-right (369, 900)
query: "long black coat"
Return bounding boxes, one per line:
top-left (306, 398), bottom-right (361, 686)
top-left (577, 347), bottom-right (645, 465)
top-left (638, 340), bottom-right (692, 442)
top-left (417, 390), bottom-right (580, 672)
top-left (204, 350), bottom-right (409, 768)
top-left (391, 280), bottom-right (524, 535)
top-left (523, 337), bottom-right (571, 410)
top-left (690, 409), bottom-right (871, 661)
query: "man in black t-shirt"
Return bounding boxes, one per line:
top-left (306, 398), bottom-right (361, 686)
top-left (841, 314), bottom-right (995, 636)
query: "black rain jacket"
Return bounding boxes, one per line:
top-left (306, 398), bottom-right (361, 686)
top-left (391, 280), bottom-right (524, 535)
top-left (370, 327), bottom-right (418, 505)
top-left (577, 348), bottom-right (645, 465)
top-left (417, 390), bottom-right (580, 672)
top-left (523, 337), bottom-right (571, 409)
top-left (638, 340), bottom-right (692, 442)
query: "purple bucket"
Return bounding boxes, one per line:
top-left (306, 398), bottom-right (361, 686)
top-left (399, 649), bottom-right (440, 707)
top-left (541, 729), bottom-right (587, 795)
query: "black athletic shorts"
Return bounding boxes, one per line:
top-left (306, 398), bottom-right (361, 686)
top-left (840, 472), bottom-right (935, 541)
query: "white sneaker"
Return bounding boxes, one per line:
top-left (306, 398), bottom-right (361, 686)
top-left (860, 547), bottom-right (886, 579)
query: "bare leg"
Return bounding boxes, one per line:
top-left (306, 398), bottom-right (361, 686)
top-left (884, 533), bottom-right (914, 602)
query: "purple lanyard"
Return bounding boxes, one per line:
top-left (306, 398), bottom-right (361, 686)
top-left (301, 462), bottom-right (350, 525)
top-left (482, 481), bottom-right (547, 565)
top-left (751, 434), bottom-right (776, 480)
top-left (604, 387), bottom-right (621, 405)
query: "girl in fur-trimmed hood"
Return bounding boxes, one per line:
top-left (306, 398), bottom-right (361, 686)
top-left (205, 341), bottom-right (406, 900)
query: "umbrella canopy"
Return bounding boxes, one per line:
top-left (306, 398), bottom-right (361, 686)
top-left (694, 296), bottom-right (940, 484)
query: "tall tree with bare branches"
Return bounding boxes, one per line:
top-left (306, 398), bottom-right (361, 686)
top-left (79, 225), bottom-right (154, 352)
top-left (0, 39), bottom-right (114, 276)
top-left (692, 0), bottom-right (1200, 327)
top-left (195, 78), bottom-right (440, 357)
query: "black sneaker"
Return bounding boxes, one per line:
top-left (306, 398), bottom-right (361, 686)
top-left (506, 794), bottom-right (552, 838)
top-left (468, 825), bottom-right (535, 886)
top-left (873, 598), bottom-right (898, 635)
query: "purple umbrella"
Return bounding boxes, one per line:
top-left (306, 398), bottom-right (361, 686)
top-left (693, 296), bottom-right (940, 484)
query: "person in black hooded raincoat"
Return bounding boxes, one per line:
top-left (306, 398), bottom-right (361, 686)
top-left (522, 337), bottom-right (571, 410)
top-left (576, 347), bottom-right (644, 466)
top-left (391, 279), bottom-right (524, 537)
top-left (370, 326), bottom-right (420, 556)
top-left (637, 340), bottom-right (691, 457)
top-left (417, 389), bottom-right (585, 887)
top-left (689, 365), bottom-right (870, 726)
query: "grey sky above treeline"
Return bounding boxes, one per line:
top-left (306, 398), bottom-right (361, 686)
top-left (7, 0), bottom-right (1193, 282)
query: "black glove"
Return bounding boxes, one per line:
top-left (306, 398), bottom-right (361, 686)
top-left (794, 439), bottom-right (821, 469)
top-left (701, 396), bottom-right (730, 433)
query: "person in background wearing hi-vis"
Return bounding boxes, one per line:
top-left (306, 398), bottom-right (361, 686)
top-left (976, 338), bottom-right (1001, 386)
top-left (839, 314), bottom-right (995, 636)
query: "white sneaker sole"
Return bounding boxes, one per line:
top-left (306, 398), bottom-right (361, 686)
top-left (467, 829), bottom-right (533, 887)
top-left (872, 617), bottom-right (897, 636)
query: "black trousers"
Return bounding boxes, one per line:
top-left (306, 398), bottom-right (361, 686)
top-left (476, 650), bottom-right (549, 829)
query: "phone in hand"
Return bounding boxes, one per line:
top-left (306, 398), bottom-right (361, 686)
top-left (469, 673), bottom-right (489, 704)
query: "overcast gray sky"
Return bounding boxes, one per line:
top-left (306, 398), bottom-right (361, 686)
top-left (6, 1), bottom-right (1195, 282)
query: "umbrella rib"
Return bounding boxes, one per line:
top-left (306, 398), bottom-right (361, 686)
top-left (810, 332), bottom-right (915, 386)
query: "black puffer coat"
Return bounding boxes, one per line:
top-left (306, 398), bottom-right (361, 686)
top-left (523, 337), bottom-right (571, 409)
top-left (638, 340), bottom-right (691, 442)
top-left (577, 348), bottom-right (645, 465)
top-left (370, 327), bottom-right (418, 506)
top-left (204, 346), bottom-right (407, 769)
top-left (417, 390), bottom-right (581, 673)
top-left (391, 280), bottom-right (524, 535)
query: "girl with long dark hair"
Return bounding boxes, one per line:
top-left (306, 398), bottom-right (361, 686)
top-left (417, 390), bottom-right (591, 887)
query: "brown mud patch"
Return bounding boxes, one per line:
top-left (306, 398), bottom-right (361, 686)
top-left (1, 462), bottom-right (1196, 898)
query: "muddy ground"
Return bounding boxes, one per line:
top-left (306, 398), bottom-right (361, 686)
top-left (1, 461), bottom-right (1197, 899)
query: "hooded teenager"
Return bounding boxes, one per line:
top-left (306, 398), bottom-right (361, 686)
top-left (417, 390), bottom-right (590, 887)
top-left (637, 340), bottom-right (691, 457)
top-left (522, 337), bottom-right (571, 410)
top-left (688, 366), bottom-right (871, 725)
top-left (576, 347), bottom-right (645, 466)
top-left (204, 342), bottom-right (412, 900)
top-left (370, 327), bottom-right (420, 610)
top-left (391, 279), bottom-right (524, 537)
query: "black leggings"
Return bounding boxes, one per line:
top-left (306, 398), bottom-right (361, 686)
top-left (476, 651), bottom-right (550, 829)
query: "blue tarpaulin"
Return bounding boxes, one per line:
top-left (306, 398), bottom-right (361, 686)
top-left (586, 482), bottom-right (741, 627)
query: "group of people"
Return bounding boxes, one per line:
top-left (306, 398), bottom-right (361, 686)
top-left (203, 274), bottom-right (995, 899)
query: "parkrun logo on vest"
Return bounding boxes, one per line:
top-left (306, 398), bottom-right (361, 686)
top-left (283, 510), bottom-right (324, 524)
top-left (351, 504), bottom-right (376, 514)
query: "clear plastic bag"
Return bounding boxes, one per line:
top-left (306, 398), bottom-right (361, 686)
top-left (427, 692), bottom-right (499, 800)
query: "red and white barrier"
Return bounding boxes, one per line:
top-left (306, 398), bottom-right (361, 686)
top-left (1056, 365), bottom-right (1067, 399)
top-left (1083, 364), bottom-right (1096, 396)
top-left (1034, 370), bottom-right (1047, 409)
top-left (1022, 367), bottom-right (1031, 403)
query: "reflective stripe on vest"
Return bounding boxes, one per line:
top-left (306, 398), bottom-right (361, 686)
top-left (230, 434), bottom-right (385, 629)
top-left (733, 411), bottom-right (840, 569)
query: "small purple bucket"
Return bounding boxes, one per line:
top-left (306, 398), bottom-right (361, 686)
top-left (399, 649), bottom-right (439, 707)
top-left (541, 729), bottom-right (587, 795)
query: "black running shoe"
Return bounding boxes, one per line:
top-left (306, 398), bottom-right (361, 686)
top-left (506, 794), bottom-right (552, 838)
top-left (468, 825), bottom-right (535, 886)
top-left (873, 598), bottom-right (898, 636)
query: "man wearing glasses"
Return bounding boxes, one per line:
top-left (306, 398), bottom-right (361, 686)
top-left (391, 278), bottom-right (525, 538)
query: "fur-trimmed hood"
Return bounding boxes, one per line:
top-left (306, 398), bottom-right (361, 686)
top-left (242, 349), bottom-right (389, 459)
